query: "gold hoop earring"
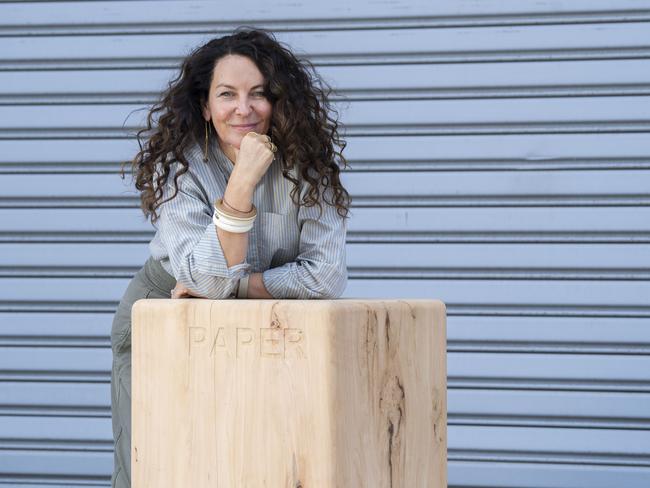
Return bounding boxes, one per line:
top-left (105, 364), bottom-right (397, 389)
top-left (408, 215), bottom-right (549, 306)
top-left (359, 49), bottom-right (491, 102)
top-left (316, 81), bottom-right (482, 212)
top-left (203, 120), bottom-right (210, 162)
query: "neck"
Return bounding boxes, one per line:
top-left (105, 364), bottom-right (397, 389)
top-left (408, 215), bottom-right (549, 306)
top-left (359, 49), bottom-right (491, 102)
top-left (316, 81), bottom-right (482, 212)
top-left (217, 139), bottom-right (236, 165)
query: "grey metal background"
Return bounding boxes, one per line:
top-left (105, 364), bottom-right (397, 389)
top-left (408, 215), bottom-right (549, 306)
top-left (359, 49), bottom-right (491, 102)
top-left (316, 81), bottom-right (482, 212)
top-left (1, 0), bottom-right (649, 486)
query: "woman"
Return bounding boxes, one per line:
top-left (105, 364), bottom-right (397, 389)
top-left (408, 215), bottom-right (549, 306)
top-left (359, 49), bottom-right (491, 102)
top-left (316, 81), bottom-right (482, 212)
top-left (111, 28), bottom-right (351, 487)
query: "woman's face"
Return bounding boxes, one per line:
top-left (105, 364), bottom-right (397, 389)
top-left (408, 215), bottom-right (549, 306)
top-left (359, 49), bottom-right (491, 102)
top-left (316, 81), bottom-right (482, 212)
top-left (203, 54), bottom-right (273, 161)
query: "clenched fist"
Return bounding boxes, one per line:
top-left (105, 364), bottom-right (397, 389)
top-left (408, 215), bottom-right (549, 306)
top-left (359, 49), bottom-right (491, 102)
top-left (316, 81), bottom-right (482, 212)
top-left (230, 131), bottom-right (277, 188)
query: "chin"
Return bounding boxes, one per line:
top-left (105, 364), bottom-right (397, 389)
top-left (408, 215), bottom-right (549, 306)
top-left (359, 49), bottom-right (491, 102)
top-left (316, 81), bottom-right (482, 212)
top-left (216, 133), bottom-right (241, 149)
top-left (230, 134), bottom-right (246, 149)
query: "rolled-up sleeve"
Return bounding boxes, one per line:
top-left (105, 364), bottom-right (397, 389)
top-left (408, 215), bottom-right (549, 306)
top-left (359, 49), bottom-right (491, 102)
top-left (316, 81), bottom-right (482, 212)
top-left (262, 182), bottom-right (348, 299)
top-left (157, 166), bottom-right (251, 298)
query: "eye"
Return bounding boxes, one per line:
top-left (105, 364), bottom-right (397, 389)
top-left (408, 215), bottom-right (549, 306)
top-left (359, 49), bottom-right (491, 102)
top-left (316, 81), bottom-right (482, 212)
top-left (253, 91), bottom-right (266, 97)
top-left (219, 91), bottom-right (233, 97)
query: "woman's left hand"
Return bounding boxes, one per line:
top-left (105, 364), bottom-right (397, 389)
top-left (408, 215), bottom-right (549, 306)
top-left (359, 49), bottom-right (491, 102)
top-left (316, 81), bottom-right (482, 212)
top-left (171, 282), bottom-right (197, 299)
top-left (171, 274), bottom-right (272, 299)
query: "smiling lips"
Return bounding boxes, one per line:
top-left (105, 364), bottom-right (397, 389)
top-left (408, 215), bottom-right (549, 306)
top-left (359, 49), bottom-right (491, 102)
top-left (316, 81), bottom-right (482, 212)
top-left (231, 123), bottom-right (258, 132)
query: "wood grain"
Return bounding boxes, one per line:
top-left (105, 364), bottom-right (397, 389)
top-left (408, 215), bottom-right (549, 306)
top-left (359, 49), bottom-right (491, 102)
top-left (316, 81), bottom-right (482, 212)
top-left (132, 299), bottom-right (447, 487)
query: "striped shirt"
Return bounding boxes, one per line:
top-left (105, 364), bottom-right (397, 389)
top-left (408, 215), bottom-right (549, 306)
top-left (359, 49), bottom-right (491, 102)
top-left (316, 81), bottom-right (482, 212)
top-left (148, 135), bottom-right (348, 299)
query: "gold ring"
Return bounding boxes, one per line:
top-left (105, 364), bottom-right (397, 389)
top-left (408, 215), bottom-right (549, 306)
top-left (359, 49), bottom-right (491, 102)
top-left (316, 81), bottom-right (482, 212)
top-left (269, 142), bottom-right (278, 153)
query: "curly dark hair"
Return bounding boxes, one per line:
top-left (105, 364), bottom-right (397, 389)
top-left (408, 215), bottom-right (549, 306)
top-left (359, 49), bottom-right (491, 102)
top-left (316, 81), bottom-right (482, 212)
top-left (121, 27), bottom-right (351, 224)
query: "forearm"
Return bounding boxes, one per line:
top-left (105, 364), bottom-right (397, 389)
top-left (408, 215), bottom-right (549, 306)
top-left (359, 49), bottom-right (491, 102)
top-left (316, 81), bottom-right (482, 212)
top-left (246, 272), bottom-right (274, 299)
top-left (216, 177), bottom-right (255, 267)
top-left (262, 259), bottom-right (348, 299)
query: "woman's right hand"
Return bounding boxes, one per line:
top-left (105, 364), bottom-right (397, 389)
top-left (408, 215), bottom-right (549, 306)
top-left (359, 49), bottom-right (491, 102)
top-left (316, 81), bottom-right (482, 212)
top-left (230, 132), bottom-right (276, 188)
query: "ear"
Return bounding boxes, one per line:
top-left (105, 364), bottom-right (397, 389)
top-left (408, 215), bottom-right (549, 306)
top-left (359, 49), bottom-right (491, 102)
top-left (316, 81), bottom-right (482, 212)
top-left (200, 95), bottom-right (211, 121)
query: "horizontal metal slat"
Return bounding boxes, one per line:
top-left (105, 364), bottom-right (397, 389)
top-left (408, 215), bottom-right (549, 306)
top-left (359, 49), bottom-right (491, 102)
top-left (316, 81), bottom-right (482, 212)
top-left (2, 59), bottom-right (650, 102)
top-left (1, 208), bottom-right (648, 234)
top-left (348, 243), bottom-right (650, 270)
top-left (0, 347), bottom-right (111, 376)
top-left (2, 312), bottom-right (649, 351)
top-left (0, 277), bottom-right (648, 308)
top-left (0, 450), bottom-right (110, 476)
top-left (449, 390), bottom-right (650, 428)
top-left (2, 242), bottom-right (648, 270)
top-left (448, 352), bottom-right (650, 391)
top-left (2, 134), bottom-right (649, 171)
top-left (1, 460), bottom-right (648, 487)
top-left (3, 312), bottom-right (649, 355)
top-left (448, 316), bottom-right (650, 354)
top-left (0, 313), bottom-right (111, 340)
top-left (341, 97), bottom-right (650, 129)
top-left (0, 415), bottom-right (648, 465)
top-left (2, 381), bottom-right (649, 429)
top-left (2, 136), bottom-right (649, 181)
top-left (322, 59), bottom-right (650, 94)
top-left (448, 460), bottom-right (650, 488)
top-left (0, 382), bottom-right (107, 413)
top-left (345, 280), bottom-right (650, 312)
top-left (2, 0), bottom-right (649, 28)
top-left (1, 23), bottom-right (649, 65)
top-left (0, 416), bottom-right (111, 444)
top-left (2, 347), bottom-right (649, 388)
top-left (0, 279), bottom-right (647, 318)
top-left (2, 97), bottom-right (650, 135)
top-left (1, 458), bottom-right (648, 488)
top-left (1, 170), bottom-right (648, 206)
top-left (349, 207), bottom-right (650, 233)
top-left (449, 425), bottom-right (650, 465)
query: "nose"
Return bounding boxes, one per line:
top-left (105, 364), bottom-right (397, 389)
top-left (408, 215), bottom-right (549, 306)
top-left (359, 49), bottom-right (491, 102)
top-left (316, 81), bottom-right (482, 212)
top-left (235, 96), bottom-right (253, 116)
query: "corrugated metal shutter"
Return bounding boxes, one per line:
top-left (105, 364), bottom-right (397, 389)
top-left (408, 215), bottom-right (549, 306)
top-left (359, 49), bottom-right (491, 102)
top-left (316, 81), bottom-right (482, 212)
top-left (1, 1), bottom-right (649, 486)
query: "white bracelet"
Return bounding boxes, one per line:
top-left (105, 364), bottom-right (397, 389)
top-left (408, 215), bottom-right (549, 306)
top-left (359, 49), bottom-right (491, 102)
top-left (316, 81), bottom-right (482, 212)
top-left (213, 210), bottom-right (254, 233)
top-left (237, 275), bottom-right (250, 298)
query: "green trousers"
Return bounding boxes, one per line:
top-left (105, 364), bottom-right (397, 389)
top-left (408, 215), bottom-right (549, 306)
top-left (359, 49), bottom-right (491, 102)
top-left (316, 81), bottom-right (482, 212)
top-left (110, 256), bottom-right (176, 488)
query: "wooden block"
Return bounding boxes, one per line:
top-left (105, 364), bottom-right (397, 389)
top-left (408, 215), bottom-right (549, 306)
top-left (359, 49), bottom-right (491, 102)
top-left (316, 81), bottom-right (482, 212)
top-left (132, 299), bottom-right (447, 487)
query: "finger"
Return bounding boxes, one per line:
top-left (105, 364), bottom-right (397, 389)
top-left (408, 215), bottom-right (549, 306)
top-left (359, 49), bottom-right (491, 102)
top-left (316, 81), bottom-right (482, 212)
top-left (171, 287), bottom-right (185, 299)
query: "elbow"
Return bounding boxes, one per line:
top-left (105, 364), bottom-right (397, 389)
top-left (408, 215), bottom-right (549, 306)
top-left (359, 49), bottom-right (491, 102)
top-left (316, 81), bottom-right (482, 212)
top-left (183, 278), bottom-right (238, 300)
top-left (173, 252), bottom-right (251, 300)
top-left (325, 268), bottom-right (348, 298)
top-left (309, 265), bottom-right (348, 299)
top-left (175, 264), bottom-right (239, 300)
top-left (206, 280), bottom-right (239, 300)
top-left (265, 260), bottom-right (347, 299)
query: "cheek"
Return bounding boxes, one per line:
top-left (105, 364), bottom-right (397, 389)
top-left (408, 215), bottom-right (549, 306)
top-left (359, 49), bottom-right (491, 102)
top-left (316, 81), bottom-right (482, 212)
top-left (258, 102), bottom-right (273, 121)
top-left (212, 105), bottom-right (232, 124)
top-left (211, 108), bottom-right (233, 140)
top-left (210, 97), bottom-right (234, 118)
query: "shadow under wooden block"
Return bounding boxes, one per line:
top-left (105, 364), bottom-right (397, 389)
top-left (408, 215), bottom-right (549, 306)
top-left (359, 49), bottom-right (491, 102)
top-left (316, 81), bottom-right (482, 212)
top-left (132, 299), bottom-right (447, 488)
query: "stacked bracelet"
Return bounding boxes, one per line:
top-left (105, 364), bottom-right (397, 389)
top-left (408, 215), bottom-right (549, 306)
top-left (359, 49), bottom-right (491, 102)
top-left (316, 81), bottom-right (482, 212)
top-left (213, 198), bottom-right (257, 233)
top-left (220, 197), bottom-right (255, 217)
top-left (236, 275), bottom-right (250, 298)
